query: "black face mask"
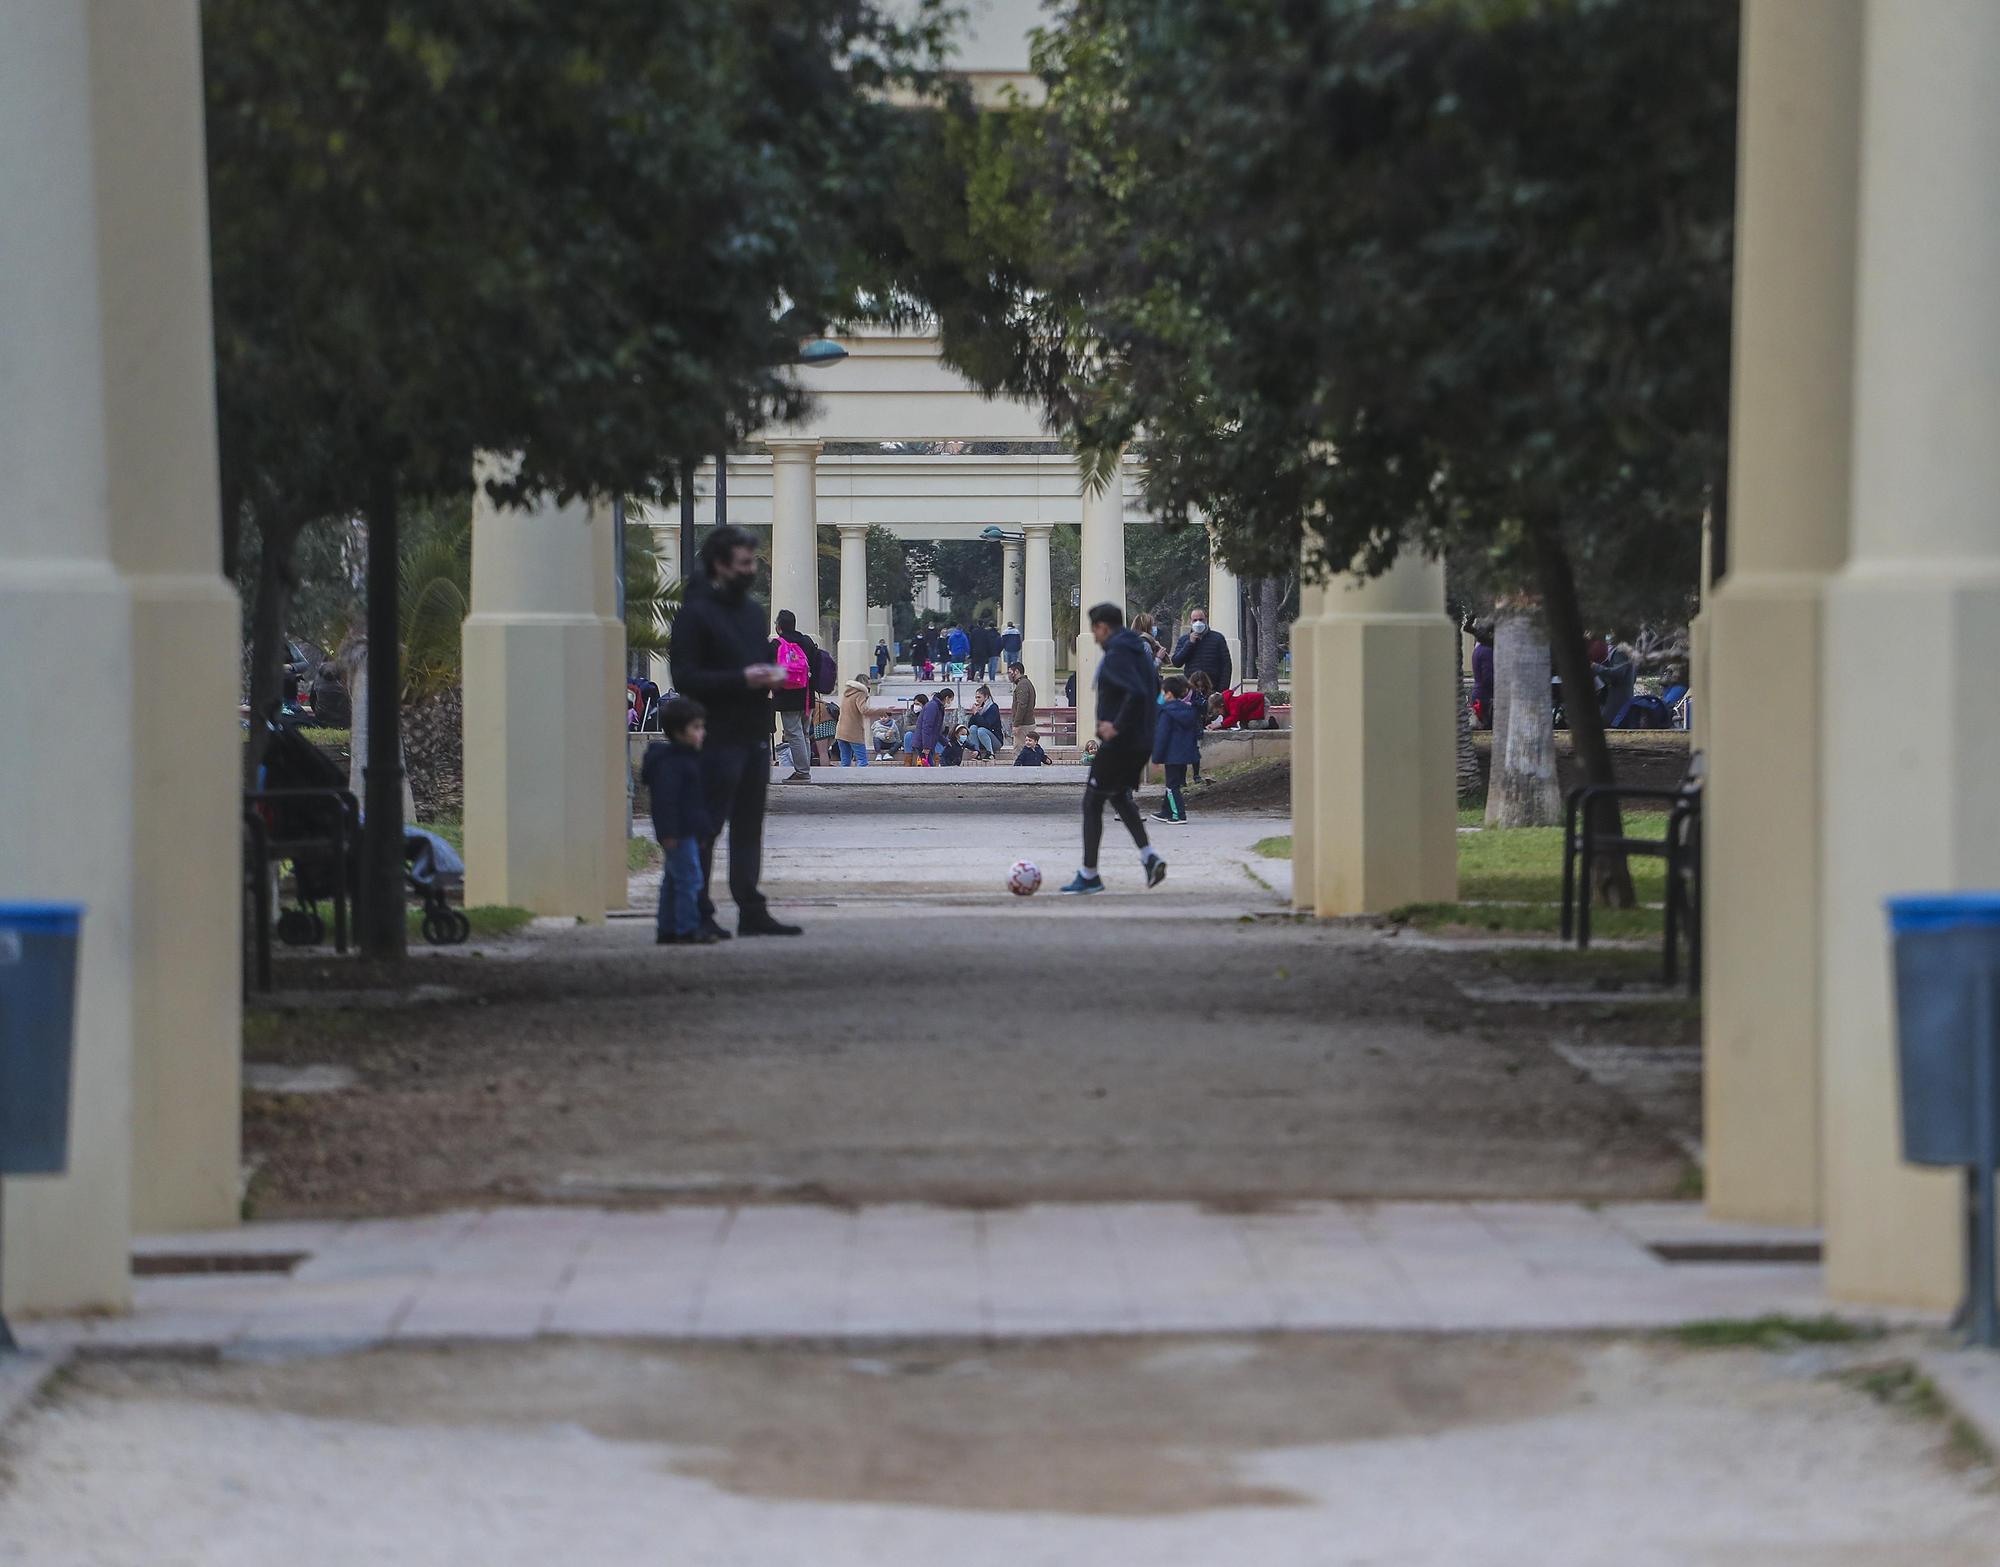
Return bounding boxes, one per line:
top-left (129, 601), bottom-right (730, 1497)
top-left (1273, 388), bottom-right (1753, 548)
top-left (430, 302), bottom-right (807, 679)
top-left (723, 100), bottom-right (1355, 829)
top-left (711, 567), bottom-right (752, 604)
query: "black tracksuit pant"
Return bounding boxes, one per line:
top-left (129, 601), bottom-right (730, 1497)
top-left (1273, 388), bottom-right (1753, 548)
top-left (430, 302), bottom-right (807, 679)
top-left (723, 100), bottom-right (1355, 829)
top-left (696, 741), bottom-right (770, 924)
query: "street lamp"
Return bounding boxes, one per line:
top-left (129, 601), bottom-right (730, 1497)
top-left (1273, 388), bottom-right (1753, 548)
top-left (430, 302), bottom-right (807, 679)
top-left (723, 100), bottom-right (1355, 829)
top-left (680, 339), bottom-right (851, 572)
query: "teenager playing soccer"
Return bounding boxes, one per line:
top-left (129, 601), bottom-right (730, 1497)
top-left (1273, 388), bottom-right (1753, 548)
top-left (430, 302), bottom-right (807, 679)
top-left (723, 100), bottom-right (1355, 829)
top-left (1062, 603), bottom-right (1168, 895)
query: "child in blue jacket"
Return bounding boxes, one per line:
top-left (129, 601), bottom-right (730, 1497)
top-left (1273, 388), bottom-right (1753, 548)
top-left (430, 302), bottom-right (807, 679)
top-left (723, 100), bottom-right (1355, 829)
top-left (641, 698), bottom-right (716, 945)
top-left (1150, 675), bottom-right (1202, 824)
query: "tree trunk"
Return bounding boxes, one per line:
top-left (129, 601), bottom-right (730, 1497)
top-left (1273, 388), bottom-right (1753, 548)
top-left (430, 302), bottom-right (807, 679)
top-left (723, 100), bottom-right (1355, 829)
top-left (220, 469), bottom-right (244, 586)
top-left (360, 471), bottom-right (408, 959)
top-left (1482, 607), bottom-right (1561, 828)
top-left (1525, 511), bottom-right (1635, 907)
top-left (243, 510), bottom-right (302, 791)
top-left (1452, 614), bottom-right (1481, 801)
top-left (1256, 577), bottom-right (1281, 691)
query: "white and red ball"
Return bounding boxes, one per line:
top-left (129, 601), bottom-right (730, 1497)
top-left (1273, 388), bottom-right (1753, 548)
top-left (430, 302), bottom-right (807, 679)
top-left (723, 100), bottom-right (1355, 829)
top-left (1007, 859), bottom-right (1043, 897)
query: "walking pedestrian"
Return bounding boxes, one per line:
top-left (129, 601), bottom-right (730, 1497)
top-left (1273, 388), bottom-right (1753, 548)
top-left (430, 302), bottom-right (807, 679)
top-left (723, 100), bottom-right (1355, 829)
top-left (873, 639), bottom-right (891, 679)
top-left (771, 608), bottom-right (827, 782)
top-left (998, 621), bottom-right (1023, 671)
top-left (641, 698), bottom-right (717, 945)
top-left (667, 526), bottom-right (802, 938)
top-left (1150, 675), bottom-right (1201, 825)
top-left (1062, 603), bottom-right (1167, 894)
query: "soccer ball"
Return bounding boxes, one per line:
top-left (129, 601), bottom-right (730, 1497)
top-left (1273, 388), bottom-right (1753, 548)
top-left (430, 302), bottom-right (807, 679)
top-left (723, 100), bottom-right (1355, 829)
top-left (1007, 859), bottom-right (1043, 897)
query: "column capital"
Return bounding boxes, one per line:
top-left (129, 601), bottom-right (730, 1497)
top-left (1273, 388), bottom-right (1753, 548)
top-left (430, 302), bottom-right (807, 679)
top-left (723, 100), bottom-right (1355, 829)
top-left (1021, 521), bottom-right (1056, 539)
top-left (835, 521), bottom-right (872, 539)
top-left (764, 437), bottom-right (824, 459)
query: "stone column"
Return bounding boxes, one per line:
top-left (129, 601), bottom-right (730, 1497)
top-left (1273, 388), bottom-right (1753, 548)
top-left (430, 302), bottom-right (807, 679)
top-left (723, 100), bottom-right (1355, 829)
top-left (596, 494), bottom-right (627, 911)
top-left (836, 524), bottom-right (871, 683)
top-left (1072, 460), bottom-right (1126, 714)
top-left (1295, 553), bottom-right (1457, 916)
top-left (1818, 0), bottom-right (2000, 1308)
top-left (1704, 0), bottom-right (1862, 1228)
top-left (1288, 573), bottom-right (1328, 913)
top-left (768, 441), bottom-right (821, 643)
top-left (1205, 540), bottom-right (1243, 689)
top-left (462, 461), bottom-right (619, 920)
top-left (1002, 538), bottom-right (1025, 637)
top-left (1020, 523), bottom-right (1058, 706)
top-left (101, 0), bottom-right (244, 1237)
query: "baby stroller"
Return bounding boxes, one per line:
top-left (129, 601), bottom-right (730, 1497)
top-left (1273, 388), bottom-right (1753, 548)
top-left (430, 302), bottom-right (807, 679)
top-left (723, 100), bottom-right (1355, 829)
top-left (251, 720), bottom-right (359, 947)
top-left (405, 829), bottom-right (469, 945)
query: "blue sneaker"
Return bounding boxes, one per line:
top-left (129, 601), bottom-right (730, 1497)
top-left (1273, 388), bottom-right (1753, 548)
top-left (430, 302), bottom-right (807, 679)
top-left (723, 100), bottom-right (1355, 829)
top-left (1060, 871), bottom-right (1106, 896)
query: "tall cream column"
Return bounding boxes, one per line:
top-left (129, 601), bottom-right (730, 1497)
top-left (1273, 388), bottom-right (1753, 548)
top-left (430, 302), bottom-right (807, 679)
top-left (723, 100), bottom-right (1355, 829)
top-left (462, 464), bottom-right (620, 920)
top-left (1020, 523), bottom-right (1057, 701)
top-left (768, 441), bottom-right (821, 642)
top-left (0, 0), bottom-right (241, 1310)
top-left (1704, 0), bottom-right (1861, 1228)
top-left (1295, 553), bottom-right (1457, 916)
top-left (836, 524), bottom-right (871, 682)
top-left (597, 497), bottom-right (626, 910)
top-left (1288, 573), bottom-right (1328, 913)
top-left (1205, 539), bottom-right (1243, 686)
top-left (1819, 0), bottom-right (2000, 1307)
top-left (1002, 538), bottom-right (1025, 636)
top-left (1072, 461), bottom-right (1126, 712)
top-left (100, 1), bottom-right (243, 1234)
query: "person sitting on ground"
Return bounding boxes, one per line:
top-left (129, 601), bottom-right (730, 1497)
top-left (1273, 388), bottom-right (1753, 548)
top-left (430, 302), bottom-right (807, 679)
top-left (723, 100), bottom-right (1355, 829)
top-left (1207, 687), bottom-right (1270, 730)
top-left (1185, 672), bottom-right (1216, 784)
top-left (901, 688), bottom-right (953, 764)
top-left (1151, 675), bottom-right (1202, 825)
top-left (942, 724), bottom-right (970, 767)
top-left (965, 684), bottom-right (1004, 760)
top-left (1008, 660), bottom-right (1037, 740)
top-left (640, 698), bottom-right (717, 946)
top-left (1013, 727), bottom-right (1049, 767)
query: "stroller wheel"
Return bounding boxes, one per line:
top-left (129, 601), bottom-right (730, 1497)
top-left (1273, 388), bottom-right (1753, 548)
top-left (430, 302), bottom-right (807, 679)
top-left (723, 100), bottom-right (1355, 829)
top-left (275, 908), bottom-right (318, 947)
top-left (306, 908), bottom-right (326, 944)
top-left (420, 910), bottom-right (448, 946)
top-left (447, 909), bottom-right (472, 944)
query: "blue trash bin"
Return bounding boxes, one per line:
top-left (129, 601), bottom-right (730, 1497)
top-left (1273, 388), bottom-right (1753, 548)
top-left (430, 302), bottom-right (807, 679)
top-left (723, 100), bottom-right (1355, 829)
top-left (0, 903), bottom-right (84, 1176)
top-left (1886, 892), bottom-right (2000, 1346)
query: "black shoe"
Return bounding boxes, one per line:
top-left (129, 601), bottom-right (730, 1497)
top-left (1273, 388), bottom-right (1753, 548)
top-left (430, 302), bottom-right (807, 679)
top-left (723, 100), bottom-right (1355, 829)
top-left (1149, 811), bottom-right (1176, 824)
top-left (699, 919), bottom-right (732, 942)
top-left (655, 931), bottom-right (686, 945)
top-left (738, 914), bottom-right (804, 937)
top-left (1145, 855), bottom-right (1168, 889)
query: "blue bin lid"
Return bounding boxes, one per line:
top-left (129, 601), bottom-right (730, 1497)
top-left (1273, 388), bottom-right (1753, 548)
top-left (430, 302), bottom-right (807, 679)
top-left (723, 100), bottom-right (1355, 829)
top-left (1886, 893), bottom-right (2000, 935)
top-left (0, 903), bottom-right (84, 936)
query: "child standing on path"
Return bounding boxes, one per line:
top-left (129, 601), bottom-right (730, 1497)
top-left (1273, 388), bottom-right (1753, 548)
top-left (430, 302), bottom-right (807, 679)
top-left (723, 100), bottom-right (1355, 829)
top-left (641, 698), bottom-right (717, 946)
top-left (1151, 674), bottom-right (1201, 824)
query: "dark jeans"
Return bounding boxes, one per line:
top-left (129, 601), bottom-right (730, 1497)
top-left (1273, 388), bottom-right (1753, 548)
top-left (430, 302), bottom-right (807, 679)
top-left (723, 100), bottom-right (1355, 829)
top-left (1082, 745), bottom-right (1150, 869)
top-left (1163, 763), bottom-right (1188, 821)
top-left (697, 741), bottom-right (770, 924)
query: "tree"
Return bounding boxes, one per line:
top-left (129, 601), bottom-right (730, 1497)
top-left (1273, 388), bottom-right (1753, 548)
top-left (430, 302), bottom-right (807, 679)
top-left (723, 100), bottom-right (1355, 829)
top-left (896, 0), bottom-right (1734, 904)
top-left (205, 0), bottom-right (955, 955)
top-left (1483, 607), bottom-right (1561, 828)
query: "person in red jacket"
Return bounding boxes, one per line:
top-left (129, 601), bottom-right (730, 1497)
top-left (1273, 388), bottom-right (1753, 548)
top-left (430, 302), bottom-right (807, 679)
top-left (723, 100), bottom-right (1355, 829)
top-left (1206, 688), bottom-right (1268, 730)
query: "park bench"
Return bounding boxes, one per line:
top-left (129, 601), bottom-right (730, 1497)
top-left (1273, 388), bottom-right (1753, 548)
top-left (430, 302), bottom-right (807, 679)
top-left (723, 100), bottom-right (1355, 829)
top-left (1560, 753), bottom-right (1704, 993)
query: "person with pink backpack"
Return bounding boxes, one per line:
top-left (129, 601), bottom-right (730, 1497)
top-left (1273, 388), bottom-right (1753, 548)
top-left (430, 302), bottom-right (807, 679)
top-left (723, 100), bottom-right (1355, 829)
top-left (771, 609), bottom-right (831, 782)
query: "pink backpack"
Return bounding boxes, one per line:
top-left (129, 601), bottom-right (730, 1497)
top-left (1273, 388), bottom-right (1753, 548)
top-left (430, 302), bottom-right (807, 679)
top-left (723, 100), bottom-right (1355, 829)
top-left (774, 636), bottom-right (811, 689)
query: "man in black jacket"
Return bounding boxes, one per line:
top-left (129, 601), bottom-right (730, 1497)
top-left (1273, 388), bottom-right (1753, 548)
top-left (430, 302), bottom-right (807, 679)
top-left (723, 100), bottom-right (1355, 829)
top-left (1061, 603), bottom-right (1167, 895)
top-left (772, 608), bottom-right (826, 782)
top-left (1169, 607), bottom-right (1234, 692)
top-left (668, 526), bottom-right (802, 938)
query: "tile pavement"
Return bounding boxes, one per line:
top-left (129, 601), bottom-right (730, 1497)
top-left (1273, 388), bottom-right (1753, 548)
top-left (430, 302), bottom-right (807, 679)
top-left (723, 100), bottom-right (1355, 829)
top-left (18, 1200), bottom-right (1929, 1355)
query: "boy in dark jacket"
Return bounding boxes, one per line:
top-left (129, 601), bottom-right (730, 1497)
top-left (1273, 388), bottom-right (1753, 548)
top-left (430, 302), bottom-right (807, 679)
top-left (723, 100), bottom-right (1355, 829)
top-left (1013, 728), bottom-right (1049, 767)
top-left (642, 699), bottom-right (717, 946)
top-left (1150, 675), bottom-right (1202, 824)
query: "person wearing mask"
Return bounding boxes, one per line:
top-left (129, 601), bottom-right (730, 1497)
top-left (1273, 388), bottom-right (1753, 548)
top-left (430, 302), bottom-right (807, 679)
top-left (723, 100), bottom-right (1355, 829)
top-left (771, 608), bottom-right (826, 783)
top-left (1169, 607), bottom-right (1234, 692)
top-left (1063, 603), bottom-right (1167, 895)
top-left (946, 622), bottom-right (971, 673)
top-left (1007, 660), bottom-right (1037, 742)
top-left (998, 621), bottom-right (1023, 672)
top-left (965, 684), bottom-right (1005, 760)
top-left (667, 525), bottom-right (802, 939)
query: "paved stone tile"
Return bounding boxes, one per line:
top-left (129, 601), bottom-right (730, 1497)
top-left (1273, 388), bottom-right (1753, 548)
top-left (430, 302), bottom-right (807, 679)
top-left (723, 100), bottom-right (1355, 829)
top-left (841, 1205), bottom-right (984, 1336)
top-left (981, 1205), bottom-right (1135, 1332)
top-left (1237, 1202), bottom-right (1431, 1330)
top-left (1103, 1204), bottom-right (1278, 1331)
top-left (692, 1206), bottom-right (855, 1335)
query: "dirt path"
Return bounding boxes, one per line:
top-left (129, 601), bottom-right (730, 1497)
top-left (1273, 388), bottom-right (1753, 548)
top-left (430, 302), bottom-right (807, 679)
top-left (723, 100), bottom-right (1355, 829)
top-left (243, 802), bottom-right (1694, 1217)
top-left (8, 1336), bottom-right (1996, 1564)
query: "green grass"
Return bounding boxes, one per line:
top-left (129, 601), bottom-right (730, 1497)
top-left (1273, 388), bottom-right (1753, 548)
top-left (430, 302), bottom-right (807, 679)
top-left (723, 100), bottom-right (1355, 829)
top-left (1253, 834), bottom-right (1292, 860)
top-left (295, 726), bottom-right (351, 751)
top-left (1385, 901), bottom-right (1664, 939)
top-left (421, 812), bottom-right (463, 853)
top-left (1836, 1364), bottom-right (1994, 1467)
top-left (1671, 1315), bottom-right (1883, 1351)
top-left (628, 835), bottom-right (662, 873)
top-left (1458, 814), bottom-right (1668, 902)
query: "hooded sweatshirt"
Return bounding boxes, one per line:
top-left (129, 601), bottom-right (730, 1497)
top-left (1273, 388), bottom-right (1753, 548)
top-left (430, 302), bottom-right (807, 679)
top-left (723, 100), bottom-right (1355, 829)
top-left (669, 571), bottom-right (775, 748)
top-left (836, 681), bottom-right (873, 744)
top-left (1095, 626), bottom-right (1161, 752)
